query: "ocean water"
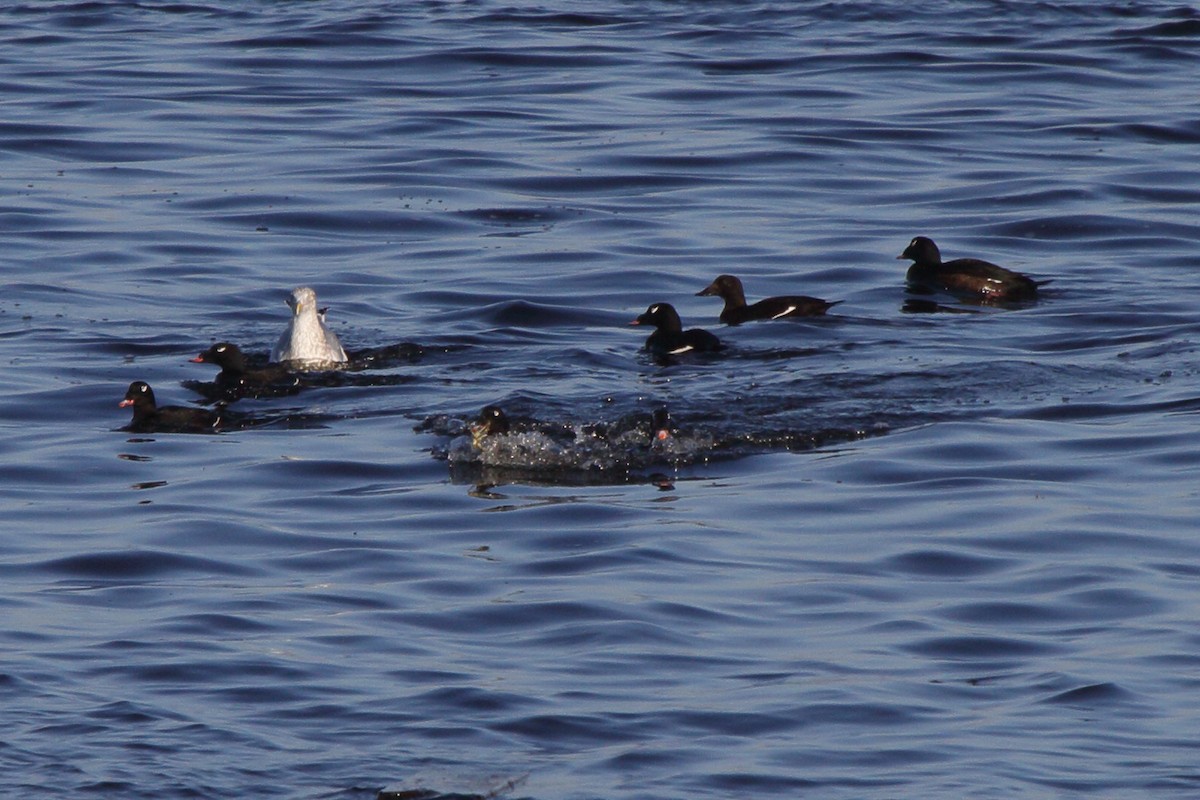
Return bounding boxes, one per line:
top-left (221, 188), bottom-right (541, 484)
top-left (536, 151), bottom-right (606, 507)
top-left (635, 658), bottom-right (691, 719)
top-left (3, 1), bottom-right (1200, 798)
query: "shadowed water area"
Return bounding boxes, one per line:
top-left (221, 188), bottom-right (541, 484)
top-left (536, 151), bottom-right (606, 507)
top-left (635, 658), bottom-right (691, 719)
top-left (3, 1), bottom-right (1200, 798)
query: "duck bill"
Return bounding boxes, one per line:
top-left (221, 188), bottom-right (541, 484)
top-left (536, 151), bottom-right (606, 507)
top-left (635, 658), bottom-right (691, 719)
top-left (189, 355), bottom-right (206, 363)
top-left (654, 429), bottom-right (671, 441)
top-left (118, 399), bottom-right (134, 408)
top-left (469, 423), bottom-right (488, 448)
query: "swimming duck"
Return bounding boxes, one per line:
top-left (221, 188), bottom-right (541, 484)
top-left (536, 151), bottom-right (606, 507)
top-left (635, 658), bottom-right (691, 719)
top-left (697, 274), bottom-right (840, 324)
top-left (898, 236), bottom-right (1044, 302)
top-left (469, 405), bottom-right (510, 448)
top-left (190, 342), bottom-right (299, 400)
top-left (270, 286), bottom-right (349, 366)
top-left (583, 406), bottom-right (676, 445)
top-left (631, 303), bottom-right (723, 357)
top-left (650, 407), bottom-right (674, 442)
top-left (119, 381), bottom-right (222, 433)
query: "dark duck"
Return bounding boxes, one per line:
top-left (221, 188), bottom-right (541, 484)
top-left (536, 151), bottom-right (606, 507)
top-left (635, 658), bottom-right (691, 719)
top-left (190, 342), bottom-right (299, 400)
top-left (650, 407), bottom-right (675, 442)
top-left (465, 404), bottom-right (576, 454)
top-left (119, 381), bottom-right (222, 433)
top-left (583, 406), bottom-right (675, 444)
top-left (469, 405), bottom-right (510, 448)
top-left (631, 303), bottom-right (723, 357)
top-left (898, 236), bottom-right (1045, 303)
top-left (697, 274), bottom-right (840, 324)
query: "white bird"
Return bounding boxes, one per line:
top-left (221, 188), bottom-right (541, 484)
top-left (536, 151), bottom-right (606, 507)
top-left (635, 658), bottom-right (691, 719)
top-left (270, 286), bottom-right (349, 367)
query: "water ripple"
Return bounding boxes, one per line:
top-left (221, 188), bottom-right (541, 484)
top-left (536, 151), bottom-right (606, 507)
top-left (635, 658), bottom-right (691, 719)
top-left (5, 2), bottom-right (1200, 799)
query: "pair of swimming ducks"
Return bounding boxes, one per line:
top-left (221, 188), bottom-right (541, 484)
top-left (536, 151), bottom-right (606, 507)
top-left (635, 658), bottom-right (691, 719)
top-left (121, 236), bottom-right (1047, 432)
top-left (632, 235), bottom-right (1048, 357)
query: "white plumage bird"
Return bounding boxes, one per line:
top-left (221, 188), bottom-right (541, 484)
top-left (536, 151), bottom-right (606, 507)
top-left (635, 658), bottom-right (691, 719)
top-left (270, 286), bottom-right (348, 367)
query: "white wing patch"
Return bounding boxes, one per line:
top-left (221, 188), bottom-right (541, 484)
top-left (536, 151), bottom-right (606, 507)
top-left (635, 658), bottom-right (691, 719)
top-left (669, 344), bottom-right (695, 355)
top-left (770, 305), bottom-right (798, 319)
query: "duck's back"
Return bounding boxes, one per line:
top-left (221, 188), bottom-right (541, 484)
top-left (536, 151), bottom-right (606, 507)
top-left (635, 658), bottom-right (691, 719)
top-left (915, 257), bottom-right (1039, 300)
top-left (730, 295), bottom-right (838, 323)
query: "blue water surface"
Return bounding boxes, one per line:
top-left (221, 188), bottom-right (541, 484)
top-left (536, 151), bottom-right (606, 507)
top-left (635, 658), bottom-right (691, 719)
top-left (3, 2), bottom-right (1200, 798)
